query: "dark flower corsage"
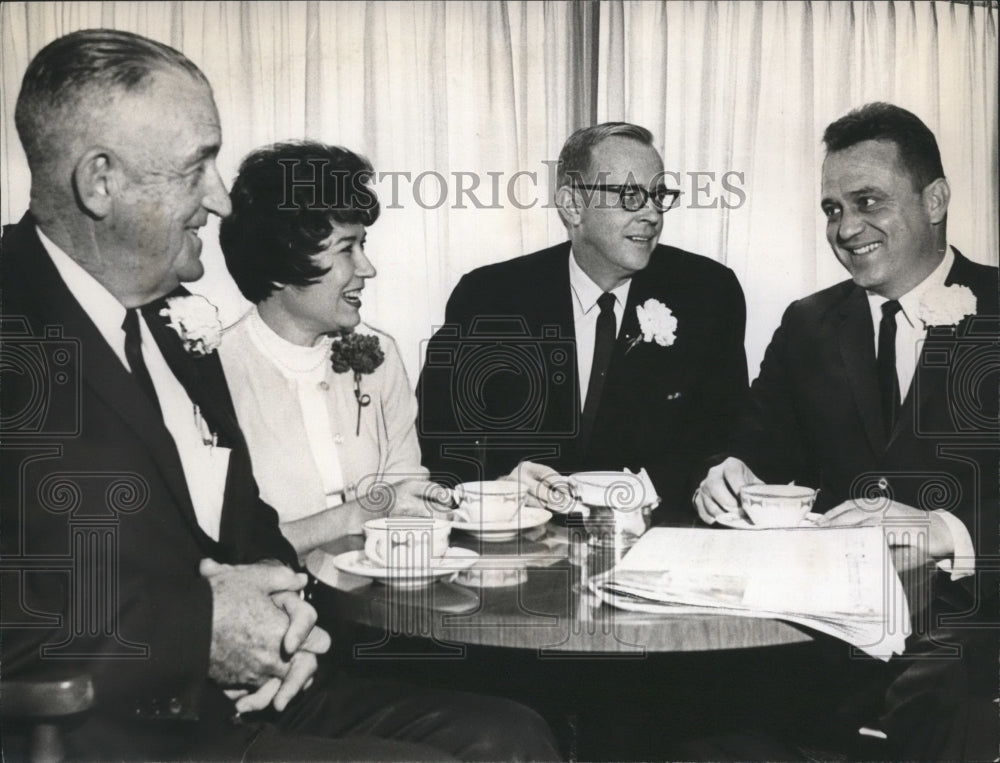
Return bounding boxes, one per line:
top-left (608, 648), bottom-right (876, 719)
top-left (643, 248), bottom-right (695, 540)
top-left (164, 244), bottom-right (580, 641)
top-left (330, 332), bottom-right (386, 435)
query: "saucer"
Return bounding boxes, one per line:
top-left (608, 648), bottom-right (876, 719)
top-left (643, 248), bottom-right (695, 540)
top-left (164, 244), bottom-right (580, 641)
top-left (450, 507), bottom-right (553, 542)
top-left (714, 512), bottom-right (822, 530)
top-left (332, 547), bottom-right (479, 588)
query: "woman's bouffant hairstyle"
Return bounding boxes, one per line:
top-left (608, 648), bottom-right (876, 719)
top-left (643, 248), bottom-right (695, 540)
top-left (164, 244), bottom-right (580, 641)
top-left (220, 141), bottom-right (380, 304)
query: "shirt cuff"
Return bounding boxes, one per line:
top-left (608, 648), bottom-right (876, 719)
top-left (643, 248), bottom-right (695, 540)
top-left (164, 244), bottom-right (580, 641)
top-left (932, 510), bottom-right (976, 580)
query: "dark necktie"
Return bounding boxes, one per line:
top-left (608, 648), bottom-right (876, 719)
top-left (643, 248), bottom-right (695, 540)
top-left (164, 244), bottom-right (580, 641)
top-left (581, 292), bottom-right (617, 439)
top-left (878, 299), bottom-right (902, 437)
top-left (122, 308), bottom-right (162, 417)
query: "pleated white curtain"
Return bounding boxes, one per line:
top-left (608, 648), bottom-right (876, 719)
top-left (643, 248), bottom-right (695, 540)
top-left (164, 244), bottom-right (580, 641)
top-left (2, 1), bottom-right (997, 379)
top-left (0, 0), bottom-right (583, 378)
top-left (598, 0), bottom-right (998, 374)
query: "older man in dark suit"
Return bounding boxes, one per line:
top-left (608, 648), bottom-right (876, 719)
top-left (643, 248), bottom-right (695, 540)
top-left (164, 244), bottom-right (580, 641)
top-left (0, 29), bottom-right (557, 761)
top-left (695, 103), bottom-right (998, 760)
top-left (418, 123), bottom-right (748, 520)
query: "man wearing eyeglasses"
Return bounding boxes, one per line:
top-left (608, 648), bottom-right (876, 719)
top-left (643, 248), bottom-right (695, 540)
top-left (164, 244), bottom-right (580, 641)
top-left (418, 122), bottom-right (748, 522)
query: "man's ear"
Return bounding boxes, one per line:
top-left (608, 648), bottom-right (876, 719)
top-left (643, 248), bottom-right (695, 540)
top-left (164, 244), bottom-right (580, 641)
top-left (555, 185), bottom-right (582, 227)
top-left (923, 177), bottom-right (950, 225)
top-left (72, 148), bottom-right (115, 219)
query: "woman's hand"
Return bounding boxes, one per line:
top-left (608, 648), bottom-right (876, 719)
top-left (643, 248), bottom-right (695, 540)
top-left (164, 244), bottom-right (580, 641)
top-left (386, 479), bottom-right (455, 520)
top-left (501, 461), bottom-right (576, 513)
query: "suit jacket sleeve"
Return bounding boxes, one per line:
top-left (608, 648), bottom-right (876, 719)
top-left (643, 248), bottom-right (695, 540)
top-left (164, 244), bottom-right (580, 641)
top-left (726, 301), bottom-right (813, 485)
top-left (416, 273), bottom-right (482, 483)
top-left (660, 265), bottom-right (750, 504)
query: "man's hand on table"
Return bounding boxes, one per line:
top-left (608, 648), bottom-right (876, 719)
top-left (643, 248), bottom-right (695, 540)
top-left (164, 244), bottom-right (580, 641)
top-left (501, 461), bottom-right (576, 513)
top-left (694, 457), bottom-right (762, 523)
top-left (201, 559), bottom-right (331, 713)
top-left (819, 500), bottom-right (950, 618)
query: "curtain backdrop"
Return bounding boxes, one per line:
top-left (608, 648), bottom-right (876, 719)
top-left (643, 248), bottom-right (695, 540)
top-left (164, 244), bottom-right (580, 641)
top-left (598, 0), bottom-right (999, 375)
top-left (2, 1), bottom-right (997, 380)
top-left (0, 0), bottom-right (588, 378)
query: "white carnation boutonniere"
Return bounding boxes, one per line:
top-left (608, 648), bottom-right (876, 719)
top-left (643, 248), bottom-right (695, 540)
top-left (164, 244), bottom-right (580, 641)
top-left (916, 284), bottom-right (977, 328)
top-left (627, 298), bottom-right (677, 353)
top-left (159, 295), bottom-right (223, 356)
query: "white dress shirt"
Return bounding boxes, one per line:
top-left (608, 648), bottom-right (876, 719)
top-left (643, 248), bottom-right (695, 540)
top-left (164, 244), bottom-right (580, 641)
top-left (865, 246), bottom-right (973, 578)
top-left (245, 309), bottom-right (346, 513)
top-left (568, 250), bottom-right (631, 405)
top-left (38, 228), bottom-right (230, 540)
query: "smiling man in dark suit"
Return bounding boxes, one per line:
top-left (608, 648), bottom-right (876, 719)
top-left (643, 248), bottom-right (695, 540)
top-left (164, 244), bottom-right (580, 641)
top-left (418, 123), bottom-right (748, 520)
top-left (695, 103), bottom-right (998, 759)
top-left (1, 28), bottom-right (558, 761)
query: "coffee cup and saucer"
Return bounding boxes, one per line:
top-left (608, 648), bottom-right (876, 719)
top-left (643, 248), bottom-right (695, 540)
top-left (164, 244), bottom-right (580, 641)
top-left (332, 517), bottom-right (478, 587)
top-left (714, 484), bottom-right (821, 529)
top-left (449, 480), bottom-right (552, 542)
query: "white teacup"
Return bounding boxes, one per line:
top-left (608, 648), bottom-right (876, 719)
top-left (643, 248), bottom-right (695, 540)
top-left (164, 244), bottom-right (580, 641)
top-left (453, 480), bottom-right (525, 523)
top-left (739, 484), bottom-right (818, 527)
top-left (570, 471), bottom-right (655, 511)
top-left (362, 517), bottom-right (450, 568)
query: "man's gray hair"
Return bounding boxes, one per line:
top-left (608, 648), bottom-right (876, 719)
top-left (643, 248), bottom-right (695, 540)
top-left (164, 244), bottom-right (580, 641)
top-left (555, 122), bottom-right (654, 188)
top-left (15, 28), bottom-right (207, 172)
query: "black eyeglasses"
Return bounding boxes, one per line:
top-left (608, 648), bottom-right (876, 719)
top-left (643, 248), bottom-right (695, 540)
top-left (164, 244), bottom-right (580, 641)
top-left (572, 184), bottom-right (682, 213)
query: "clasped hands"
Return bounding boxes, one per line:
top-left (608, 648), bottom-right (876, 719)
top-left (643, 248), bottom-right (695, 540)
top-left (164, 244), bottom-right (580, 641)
top-left (201, 558), bottom-right (331, 715)
top-left (695, 457), bottom-right (951, 559)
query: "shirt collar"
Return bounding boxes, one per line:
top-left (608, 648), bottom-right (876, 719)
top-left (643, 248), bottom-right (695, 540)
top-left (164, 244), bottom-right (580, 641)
top-left (866, 246), bottom-right (954, 329)
top-left (568, 249), bottom-right (631, 313)
top-left (36, 226), bottom-right (129, 364)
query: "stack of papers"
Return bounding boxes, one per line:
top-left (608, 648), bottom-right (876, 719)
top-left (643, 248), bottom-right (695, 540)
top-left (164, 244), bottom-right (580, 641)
top-left (590, 527), bottom-right (909, 659)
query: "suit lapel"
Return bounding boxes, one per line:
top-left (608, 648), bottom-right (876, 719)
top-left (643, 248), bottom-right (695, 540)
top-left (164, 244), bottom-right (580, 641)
top-left (5, 217), bottom-right (208, 542)
top-left (143, 292), bottom-right (262, 554)
top-left (143, 290), bottom-right (242, 449)
top-left (580, 255), bottom-right (660, 458)
top-left (614, 263), bottom-right (656, 359)
top-left (897, 249), bottom-right (984, 444)
top-left (838, 287), bottom-right (888, 453)
top-left (538, 244), bottom-right (577, 332)
top-left (893, 325), bottom-right (950, 446)
top-left (536, 245), bottom-right (581, 414)
top-left (599, 257), bottom-right (663, 409)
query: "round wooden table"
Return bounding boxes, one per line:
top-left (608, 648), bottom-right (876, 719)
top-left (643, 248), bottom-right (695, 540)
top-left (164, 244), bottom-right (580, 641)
top-left (307, 519), bottom-right (814, 654)
top-left (307, 516), bottom-right (942, 761)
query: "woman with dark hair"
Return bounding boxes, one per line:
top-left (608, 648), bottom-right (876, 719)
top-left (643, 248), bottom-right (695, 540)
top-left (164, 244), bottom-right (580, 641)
top-left (219, 141), bottom-right (446, 557)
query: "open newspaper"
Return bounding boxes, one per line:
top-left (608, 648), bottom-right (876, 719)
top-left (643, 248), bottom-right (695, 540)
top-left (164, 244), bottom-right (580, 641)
top-left (590, 526), bottom-right (909, 659)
